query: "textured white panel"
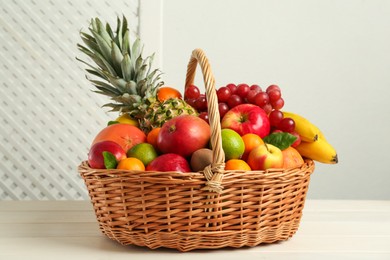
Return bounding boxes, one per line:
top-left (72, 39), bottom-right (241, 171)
top-left (0, 0), bottom-right (140, 200)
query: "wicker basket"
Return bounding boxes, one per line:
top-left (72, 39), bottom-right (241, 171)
top-left (78, 49), bottom-right (315, 252)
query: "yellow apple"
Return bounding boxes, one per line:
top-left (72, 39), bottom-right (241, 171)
top-left (247, 143), bottom-right (283, 170)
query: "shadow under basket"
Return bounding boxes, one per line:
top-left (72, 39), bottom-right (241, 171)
top-left (78, 49), bottom-right (315, 252)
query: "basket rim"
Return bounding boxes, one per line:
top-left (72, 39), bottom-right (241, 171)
top-left (78, 159), bottom-right (314, 181)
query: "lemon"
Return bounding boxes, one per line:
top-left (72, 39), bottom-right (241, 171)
top-left (115, 113), bottom-right (139, 126)
top-left (221, 129), bottom-right (245, 160)
top-left (126, 143), bottom-right (158, 166)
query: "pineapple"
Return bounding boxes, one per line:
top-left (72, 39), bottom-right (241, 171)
top-left (77, 16), bottom-right (197, 132)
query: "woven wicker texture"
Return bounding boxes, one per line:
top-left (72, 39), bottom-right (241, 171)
top-left (78, 49), bottom-right (315, 251)
top-left (0, 0), bottom-right (139, 200)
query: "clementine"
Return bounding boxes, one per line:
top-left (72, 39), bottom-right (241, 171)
top-left (157, 86), bottom-right (182, 102)
top-left (241, 133), bottom-right (264, 160)
top-left (146, 127), bottom-right (161, 149)
top-left (225, 159), bottom-right (251, 171)
top-left (117, 157), bottom-right (145, 171)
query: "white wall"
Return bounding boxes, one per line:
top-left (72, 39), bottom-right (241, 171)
top-left (0, 0), bottom-right (140, 200)
top-left (1, 0), bottom-right (389, 200)
top-left (160, 0), bottom-right (390, 199)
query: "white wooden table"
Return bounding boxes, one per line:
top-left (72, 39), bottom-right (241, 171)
top-left (1, 200), bottom-right (389, 259)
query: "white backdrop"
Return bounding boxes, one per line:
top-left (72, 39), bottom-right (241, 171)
top-left (1, 0), bottom-right (389, 200)
top-left (160, 0), bottom-right (390, 200)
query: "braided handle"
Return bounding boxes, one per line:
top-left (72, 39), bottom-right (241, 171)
top-left (185, 49), bottom-right (225, 193)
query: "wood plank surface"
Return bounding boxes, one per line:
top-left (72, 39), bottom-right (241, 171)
top-left (1, 200), bottom-right (389, 259)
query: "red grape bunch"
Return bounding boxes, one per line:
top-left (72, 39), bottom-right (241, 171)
top-left (184, 83), bottom-right (300, 146)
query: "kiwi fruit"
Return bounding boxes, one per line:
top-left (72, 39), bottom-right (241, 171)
top-left (190, 148), bottom-right (213, 172)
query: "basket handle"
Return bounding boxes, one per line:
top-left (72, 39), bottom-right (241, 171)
top-left (185, 49), bottom-right (225, 193)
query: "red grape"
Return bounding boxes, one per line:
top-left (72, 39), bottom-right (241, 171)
top-left (269, 110), bottom-right (284, 127)
top-left (254, 92), bottom-right (269, 107)
top-left (268, 89), bottom-right (281, 102)
top-left (186, 98), bottom-right (197, 109)
top-left (290, 131), bottom-right (301, 147)
top-left (271, 98), bottom-right (284, 110)
top-left (262, 104), bottom-right (273, 114)
top-left (266, 84), bottom-right (280, 93)
top-left (250, 84), bottom-right (262, 92)
top-left (226, 83), bottom-right (237, 94)
top-left (217, 87), bottom-right (231, 103)
top-left (218, 102), bottom-right (229, 119)
top-left (278, 117), bottom-right (295, 133)
top-left (227, 94), bottom-right (243, 108)
top-left (195, 94), bottom-right (208, 111)
top-left (184, 84), bottom-right (200, 100)
top-left (198, 112), bottom-right (209, 124)
top-left (236, 83), bottom-right (250, 98)
top-left (246, 89), bottom-right (260, 104)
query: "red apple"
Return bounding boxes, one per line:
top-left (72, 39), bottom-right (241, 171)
top-left (146, 153), bottom-right (191, 172)
top-left (247, 143), bottom-right (283, 170)
top-left (88, 140), bottom-right (126, 169)
top-left (221, 104), bottom-right (270, 138)
top-left (157, 115), bottom-right (211, 157)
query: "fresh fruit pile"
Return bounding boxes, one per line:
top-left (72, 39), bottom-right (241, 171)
top-left (78, 16), bottom-right (338, 173)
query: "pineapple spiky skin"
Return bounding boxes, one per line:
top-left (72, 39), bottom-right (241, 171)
top-left (77, 16), bottom-right (196, 133)
top-left (141, 98), bottom-right (198, 132)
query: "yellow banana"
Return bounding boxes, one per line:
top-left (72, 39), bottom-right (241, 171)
top-left (295, 137), bottom-right (338, 164)
top-left (282, 111), bottom-right (321, 142)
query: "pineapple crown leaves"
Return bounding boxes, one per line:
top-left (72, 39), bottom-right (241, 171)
top-left (76, 16), bottom-right (163, 113)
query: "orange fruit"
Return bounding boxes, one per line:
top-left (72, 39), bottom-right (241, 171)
top-left (157, 86), bottom-right (182, 102)
top-left (221, 129), bottom-right (245, 160)
top-left (117, 157), bottom-right (145, 171)
top-left (282, 146), bottom-right (304, 169)
top-left (225, 159), bottom-right (251, 171)
top-left (241, 133), bottom-right (264, 160)
top-left (146, 127), bottom-right (161, 149)
top-left (92, 124), bottom-right (146, 152)
top-left (126, 143), bottom-right (158, 166)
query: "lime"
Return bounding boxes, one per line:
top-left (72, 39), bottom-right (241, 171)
top-left (221, 129), bottom-right (245, 160)
top-left (126, 143), bottom-right (158, 166)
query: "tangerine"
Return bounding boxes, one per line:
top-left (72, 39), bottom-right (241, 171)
top-left (146, 127), bottom-right (161, 149)
top-left (225, 159), bottom-right (251, 171)
top-left (157, 86), bottom-right (182, 102)
top-left (242, 133), bottom-right (264, 160)
top-left (117, 157), bottom-right (145, 171)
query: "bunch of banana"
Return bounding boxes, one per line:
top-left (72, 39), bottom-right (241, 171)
top-left (282, 111), bottom-right (338, 164)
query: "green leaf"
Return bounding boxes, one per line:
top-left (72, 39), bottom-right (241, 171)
top-left (103, 151), bottom-right (118, 169)
top-left (263, 132), bottom-right (297, 150)
top-left (107, 120), bottom-right (119, 126)
top-left (90, 30), bottom-right (113, 65)
top-left (121, 53), bottom-right (132, 81)
top-left (111, 41), bottom-right (124, 76)
top-left (122, 30), bottom-right (130, 55)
